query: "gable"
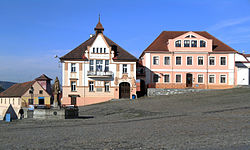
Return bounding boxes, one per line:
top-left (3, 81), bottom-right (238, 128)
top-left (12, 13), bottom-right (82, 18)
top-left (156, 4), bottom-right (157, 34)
top-left (142, 31), bottom-right (237, 55)
top-left (22, 81), bottom-right (50, 97)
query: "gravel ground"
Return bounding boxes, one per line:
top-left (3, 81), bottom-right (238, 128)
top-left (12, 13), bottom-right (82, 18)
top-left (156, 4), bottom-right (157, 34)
top-left (0, 87), bottom-right (250, 149)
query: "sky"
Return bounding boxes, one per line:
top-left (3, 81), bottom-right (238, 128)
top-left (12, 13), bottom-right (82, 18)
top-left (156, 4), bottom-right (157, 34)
top-left (1, 0), bottom-right (250, 83)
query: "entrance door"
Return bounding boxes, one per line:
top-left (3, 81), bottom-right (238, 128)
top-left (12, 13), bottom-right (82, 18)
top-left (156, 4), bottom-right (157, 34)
top-left (119, 82), bottom-right (130, 99)
top-left (186, 73), bottom-right (193, 87)
top-left (39, 97), bottom-right (45, 105)
top-left (71, 96), bottom-right (77, 106)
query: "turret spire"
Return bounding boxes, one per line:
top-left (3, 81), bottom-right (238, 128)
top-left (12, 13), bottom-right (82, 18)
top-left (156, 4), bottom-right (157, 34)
top-left (94, 14), bottom-right (104, 34)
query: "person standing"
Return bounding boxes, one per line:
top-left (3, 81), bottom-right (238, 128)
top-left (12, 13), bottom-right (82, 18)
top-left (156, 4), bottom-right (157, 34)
top-left (18, 107), bottom-right (24, 120)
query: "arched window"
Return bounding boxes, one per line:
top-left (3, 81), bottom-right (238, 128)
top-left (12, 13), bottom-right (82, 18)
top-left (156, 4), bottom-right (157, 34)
top-left (200, 40), bottom-right (206, 47)
top-left (175, 40), bottom-right (181, 47)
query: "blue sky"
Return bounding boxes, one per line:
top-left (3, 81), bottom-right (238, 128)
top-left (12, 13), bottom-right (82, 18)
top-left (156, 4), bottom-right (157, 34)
top-left (1, 0), bottom-right (250, 83)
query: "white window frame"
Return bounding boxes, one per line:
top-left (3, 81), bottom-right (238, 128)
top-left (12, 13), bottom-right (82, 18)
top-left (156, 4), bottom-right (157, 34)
top-left (89, 60), bottom-right (94, 71)
top-left (71, 63), bottom-right (76, 72)
top-left (71, 81), bottom-right (76, 92)
top-left (208, 74), bottom-right (216, 84)
top-left (200, 40), bottom-right (207, 47)
top-left (191, 40), bottom-right (197, 47)
top-left (104, 81), bottom-right (110, 92)
top-left (164, 56), bottom-right (171, 65)
top-left (175, 74), bottom-right (182, 83)
top-left (175, 40), bottom-right (182, 47)
top-left (184, 40), bottom-right (190, 47)
top-left (163, 74), bottom-right (170, 83)
top-left (89, 81), bottom-right (94, 92)
top-left (197, 56), bottom-right (204, 66)
top-left (186, 56), bottom-right (193, 66)
top-left (197, 74), bottom-right (204, 84)
top-left (219, 56), bottom-right (227, 66)
top-left (219, 74), bottom-right (227, 84)
top-left (122, 64), bottom-right (128, 74)
top-left (208, 56), bottom-right (216, 66)
top-left (175, 56), bottom-right (182, 65)
top-left (152, 56), bottom-right (159, 65)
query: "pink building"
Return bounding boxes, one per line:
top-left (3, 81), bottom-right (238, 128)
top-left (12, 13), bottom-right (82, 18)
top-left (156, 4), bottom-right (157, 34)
top-left (139, 31), bottom-right (249, 89)
top-left (60, 19), bottom-right (137, 106)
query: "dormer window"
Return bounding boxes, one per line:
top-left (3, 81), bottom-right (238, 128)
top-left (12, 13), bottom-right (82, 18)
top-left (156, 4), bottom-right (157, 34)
top-left (191, 40), bottom-right (197, 47)
top-left (175, 40), bottom-right (181, 47)
top-left (200, 40), bottom-right (206, 47)
top-left (184, 40), bottom-right (190, 47)
top-left (185, 35), bottom-right (196, 38)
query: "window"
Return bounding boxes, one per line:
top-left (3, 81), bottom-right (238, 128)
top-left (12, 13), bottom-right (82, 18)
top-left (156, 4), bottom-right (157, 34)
top-left (123, 64), bottom-right (128, 73)
top-left (93, 47), bottom-right (95, 53)
top-left (153, 74), bottom-right (159, 83)
top-left (176, 74), bottom-right (181, 83)
top-left (89, 60), bottom-right (94, 71)
top-left (96, 48), bottom-right (99, 53)
top-left (164, 74), bottom-right (170, 83)
top-left (209, 57), bottom-right (215, 65)
top-left (39, 90), bottom-right (43, 94)
top-left (164, 56), bottom-right (170, 65)
top-left (176, 56), bottom-right (182, 65)
top-left (89, 81), bottom-right (94, 92)
top-left (71, 81), bottom-right (76, 91)
top-left (220, 75), bottom-right (226, 83)
top-left (198, 56), bottom-right (204, 65)
top-left (220, 57), bottom-right (226, 65)
top-left (104, 48), bottom-right (106, 53)
top-left (184, 40), bottom-right (190, 47)
top-left (187, 56), bottom-right (192, 65)
top-left (96, 60), bottom-right (103, 71)
top-left (191, 40), bottom-right (197, 47)
top-left (153, 56), bottom-right (159, 65)
top-left (100, 48), bottom-right (102, 53)
top-left (104, 82), bottom-right (110, 92)
top-left (71, 63), bottom-right (76, 72)
top-left (198, 74), bottom-right (203, 83)
top-left (175, 40), bottom-right (181, 47)
top-left (209, 75), bottom-right (215, 83)
top-left (105, 60), bottom-right (109, 72)
top-left (200, 40), bottom-right (206, 47)
top-left (28, 99), bottom-right (34, 105)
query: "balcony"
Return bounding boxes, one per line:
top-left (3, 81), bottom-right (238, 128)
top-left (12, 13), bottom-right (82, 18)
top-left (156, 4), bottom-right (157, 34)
top-left (87, 71), bottom-right (113, 78)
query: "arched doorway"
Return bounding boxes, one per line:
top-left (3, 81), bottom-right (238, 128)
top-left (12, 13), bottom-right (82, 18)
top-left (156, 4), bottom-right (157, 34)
top-left (186, 73), bottom-right (193, 87)
top-left (119, 82), bottom-right (130, 99)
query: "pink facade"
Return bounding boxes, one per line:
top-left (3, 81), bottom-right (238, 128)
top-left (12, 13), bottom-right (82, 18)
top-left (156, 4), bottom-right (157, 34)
top-left (140, 31), bottom-right (237, 89)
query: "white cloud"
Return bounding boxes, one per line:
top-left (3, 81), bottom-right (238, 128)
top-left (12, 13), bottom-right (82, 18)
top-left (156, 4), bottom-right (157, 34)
top-left (208, 17), bottom-right (250, 31)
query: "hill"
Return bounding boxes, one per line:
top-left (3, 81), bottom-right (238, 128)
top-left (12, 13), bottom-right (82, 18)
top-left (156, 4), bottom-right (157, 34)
top-left (0, 81), bottom-right (17, 91)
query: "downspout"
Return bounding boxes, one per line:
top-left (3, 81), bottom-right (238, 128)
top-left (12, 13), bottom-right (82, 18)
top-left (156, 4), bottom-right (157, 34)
top-left (172, 52), bottom-right (174, 88)
top-left (84, 61), bottom-right (85, 106)
top-left (207, 53), bottom-right (209, 89)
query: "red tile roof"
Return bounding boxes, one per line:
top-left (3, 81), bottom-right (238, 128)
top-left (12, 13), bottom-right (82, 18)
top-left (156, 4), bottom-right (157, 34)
top-left (35, 74), bottom-right (52, 81)
top-left (0, 81), bottom-right (35, 97)
top-left (60, 34), bottom-right (137, 61)
top-left (142, 31), bottom-right (237, 56)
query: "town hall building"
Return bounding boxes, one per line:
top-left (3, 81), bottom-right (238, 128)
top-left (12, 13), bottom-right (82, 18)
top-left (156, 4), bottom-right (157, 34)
top-left (60, 18), bottom-right (137, 106)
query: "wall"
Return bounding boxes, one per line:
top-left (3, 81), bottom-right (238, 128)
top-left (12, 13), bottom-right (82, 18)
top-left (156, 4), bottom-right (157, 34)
top-left (0, 97), bottom-right (21, 120)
